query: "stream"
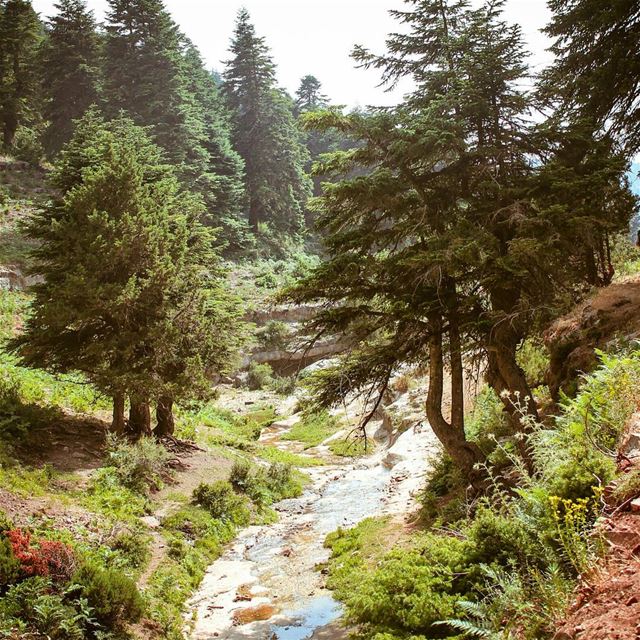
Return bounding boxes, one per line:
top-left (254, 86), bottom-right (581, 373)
top-left (187, 413), bottom-right (439, 640)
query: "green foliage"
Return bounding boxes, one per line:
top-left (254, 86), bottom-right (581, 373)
top-left (0, 535), bottom-right (20, 589)
top-left (255, 444), bottom-right (323, 468)
top-left (246, 362), bottom-right (274, 390)
top-left (192, 481), bottom-right (250, 526)
top-left (256, 320), bottom-right (292, 351)
top-left (83, 468), bottom-right (149, 524)
top-left (0, 576), bottom-right (96, 640)
top-left (12, 126), bottom-right (43, 165)
top-left (229, 460), bottom-right (303, 506)
top-left (325, 347), bottom-right (640, 640)
top-left (329, 433), bottom-right (373, 458)
top-left (223, 8), bottom-right (311, 243)
top-left (270, 374), bottom-right (297, 396)
top-left (282, 410), bottom-right (342, 448)
top-left (9, 111), bottom-right (243, 431)
top-left (0, 0), bottom-right (43, 150)
top-left (72, 561), bottom-right (144, 629)
top-left (147, 505), bottom-right (237, 637)
top-left (109, 529), bottom-right (151, 571)
top-left (517, 340), bottom-right (550, 389)
top-left (105, 434), bottom-right (172, 494)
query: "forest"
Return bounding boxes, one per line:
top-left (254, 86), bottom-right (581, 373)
top-left (0, 0), bottom-right (639, 639)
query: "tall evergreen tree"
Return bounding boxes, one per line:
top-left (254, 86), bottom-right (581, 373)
top-left (294, 75), bottom-right (327, 116)
top-left (40, 0), bottom-right (101, 156)
top-left (285, 0), bottom-right (636, 474)
top-left (103, 0), bottom-right (194, 167)
top-left (543, 0), bottom-right (640, 154)
top-left (10, 110), bottom-right (242, 435)
top-left (0, 0), bottom-right (42, 148)
top-left (223, 9), bottom-right (311, 240)
top-left (181, 43), bottom-right (250, 254)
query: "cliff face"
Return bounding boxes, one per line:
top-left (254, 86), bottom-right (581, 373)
top-left (544, 276), bottom-right (640, 398)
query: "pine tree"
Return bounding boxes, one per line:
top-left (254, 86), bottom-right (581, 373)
top-left (294, 75), bottom-right (327, 116)
top-left (103, 0), bottom-right (195, 167)
top-left (223, 9), bottom-right (311, 241)
top-left (181, 43), bottom-right (250, 254)
top-left (40, 0), bottom-right (101, 156)
top-left (543, 0), bottom-right (640, 154)
top-left (284, 0), bottom-right (636, 475)
top-left (10, 110), bottom-right (242, 435)
top-left (0, 0), bottom-right (42, 148)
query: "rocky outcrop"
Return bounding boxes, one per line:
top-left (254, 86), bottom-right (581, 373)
top-left (544, 276), bottom-right (640, 398)
top-left (0, 265), bottom-right (42, 291)
top-left (242, 338), bottom-right (350, 376)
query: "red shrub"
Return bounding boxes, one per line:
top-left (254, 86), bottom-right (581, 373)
top-left (6, 529), bottom-right (76, 582)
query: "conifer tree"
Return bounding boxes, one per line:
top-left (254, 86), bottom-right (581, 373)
top-left (543, 0), bottom-right (640, 154)
top-left (285, 0), bottom-right (636, 475)
top-left (10, 110), bottom-right (242, 435)
top-left (0, 0), bottom-right (42, 148)
top-left (181, 44), bottom-right (250, 254)
top-left (40, 0), bottom-right (101, 156)
top-left (103, 0), bottom-right (194, 167)
top-left (294, 75), bottom-right (327, 115)
top-left (223, 9), bottom-right (311, 240)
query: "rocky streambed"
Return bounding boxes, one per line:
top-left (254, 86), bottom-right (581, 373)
top-left (187, 406), bottom-right (439, 640)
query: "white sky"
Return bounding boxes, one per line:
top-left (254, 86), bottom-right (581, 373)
top-left (32, 0), bottom-right (553, 108)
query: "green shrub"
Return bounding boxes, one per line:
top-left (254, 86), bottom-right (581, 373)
top-left (246, 362), bottom-right (274, 390)
top-left (0, 576), bottom-right (95, 640)
top-left (192, 481), bottom-right (250, 525)
top-left (256, 320), bottom-right (292, 351)
top-left (109, 529), bottom-right (151, 570)
top-left (12, 126), bottom-right (43, 166)
top-left (229, 460), bottom-right (303, 507)
top-left (72, 562), bottom-right (144, 629)
top-left (106, 434), bottom-right (171, 494)
top-left (270, 374), bottom-right (297, 395)
top-left (0, 536), bottom-right (20, 589)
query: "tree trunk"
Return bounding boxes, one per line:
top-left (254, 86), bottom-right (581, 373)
top-left (486, 317), bottom-right (538, 471)
top-left (128, 397), bottom-right (152, 438)
top-left (425, 316), bottom-right (483, 477)
top-left (111, 393), bottom-right (126, 434)
top-left (155, 396), bottom-right (175, 437)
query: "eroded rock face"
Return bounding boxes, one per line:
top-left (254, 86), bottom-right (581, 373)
top-left (0, 265), bottom-right (42, 291)
top-left (544, 276), bottom-right (640, 398)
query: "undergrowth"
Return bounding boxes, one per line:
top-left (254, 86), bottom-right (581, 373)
top-left (324, 347), bottom-right (640, 640)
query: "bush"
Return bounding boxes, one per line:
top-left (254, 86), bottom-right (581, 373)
top-left (0, 536), bottom-right (20, 589)
top-left (109, 529), bottom-right (151, 570)
top-left (12, 126), bottom-right (43, 166)
top-left (0, 576), bottom-right (95, 640)
top-left (106, 434), bottom-right (171, 493)
top-left (6, 529), bottom-right (76, 583)
top-left (228, 461), bottom-right (302, 507)
top-left (256, 320), bottom-right (292, 351)
top-left (192, 481), bottom-right (251, 526)
top-left (270, 374), bottom-right (297, 396)
top-left (246, 362), bottom-right (274, 390)
top-left (72, 561), bottom-right (144, 629)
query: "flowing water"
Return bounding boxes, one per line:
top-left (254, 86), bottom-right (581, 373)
top-left (188, 415), bottom-right (438, 640)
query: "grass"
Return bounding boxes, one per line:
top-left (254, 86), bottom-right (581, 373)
top-left (256, 444), bottom-right (323, 467)
top-left (281, 410), bottom-right (343, 449)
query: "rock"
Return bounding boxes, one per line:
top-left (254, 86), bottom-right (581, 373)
top-left (630, 498), bottom-right (640, 513)
top-left (141, 515), bottom-right (161, 529)
top-left (621, 429), bottom-right (640, 460)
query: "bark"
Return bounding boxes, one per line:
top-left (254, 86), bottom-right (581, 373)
top-left (155, 396), bottom-right (175, 437)
top-left (111, 393), bottom-right (126, 434)
top-left (128, 396), bottom-right (152, 438)
top-left (425, 315), bottom-right (483, 477)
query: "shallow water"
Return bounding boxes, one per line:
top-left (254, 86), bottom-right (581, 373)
top-left (188, 419), bottom-right (438, 640)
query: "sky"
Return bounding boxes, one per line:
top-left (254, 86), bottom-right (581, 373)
top-left (31, 0), bottom-right (554, 108)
